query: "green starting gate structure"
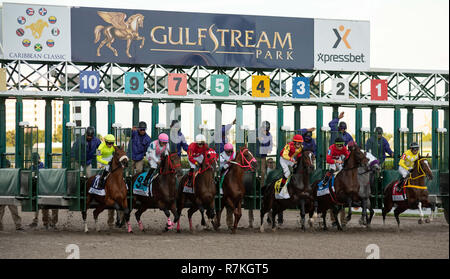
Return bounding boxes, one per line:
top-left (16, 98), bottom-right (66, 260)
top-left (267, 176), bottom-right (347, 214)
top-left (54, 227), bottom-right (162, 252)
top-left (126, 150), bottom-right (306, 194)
top-left (0, 57), bottom-right (448, 220)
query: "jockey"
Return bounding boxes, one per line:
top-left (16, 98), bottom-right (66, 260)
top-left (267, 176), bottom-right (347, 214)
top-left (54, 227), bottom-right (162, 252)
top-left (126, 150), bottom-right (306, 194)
top-left (279, 134), bottom-right (304, 187)
top-left (96, 134), bottom-right (116, 189)
top-left (397, 142), bottom-right (420, 191)
top-left (142, 133), bottom-right (170, 186)
top-left (219, 143), bottom-right (236, 175)
top-left (323, 136), bottom-right (350, 185)
top-left (186, 134), bottom-right (209, 186)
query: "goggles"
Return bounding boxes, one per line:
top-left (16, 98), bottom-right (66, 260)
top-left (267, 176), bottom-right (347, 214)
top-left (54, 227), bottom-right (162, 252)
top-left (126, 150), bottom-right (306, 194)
top-left (106, 141), bottom-right (114, 145)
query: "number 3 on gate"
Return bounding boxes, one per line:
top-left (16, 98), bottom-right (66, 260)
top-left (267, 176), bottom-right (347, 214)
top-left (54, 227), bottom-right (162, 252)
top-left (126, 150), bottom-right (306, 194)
top-left (252, 75), bottom-right (270, 97)
top-left (125, 72), bottom-right (144, 94)
top-left (168, 73), bottom-right (187, 96)
top-left (292, 77), bottom-right (310, 99)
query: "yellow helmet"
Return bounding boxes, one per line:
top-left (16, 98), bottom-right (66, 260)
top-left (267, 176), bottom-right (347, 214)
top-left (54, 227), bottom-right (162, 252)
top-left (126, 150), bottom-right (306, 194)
top-left (104, 134), bottom-right (115, 144)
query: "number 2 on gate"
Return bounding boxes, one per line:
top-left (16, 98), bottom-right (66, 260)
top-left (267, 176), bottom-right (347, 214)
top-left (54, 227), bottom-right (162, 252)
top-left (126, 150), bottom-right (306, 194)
top-left (252, 75), bottom-right (270, 97)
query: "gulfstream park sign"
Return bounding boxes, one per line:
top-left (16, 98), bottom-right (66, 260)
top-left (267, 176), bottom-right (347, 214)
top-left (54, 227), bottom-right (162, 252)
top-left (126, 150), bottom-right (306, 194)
top-left (1, 3), bottom-right (370, 71)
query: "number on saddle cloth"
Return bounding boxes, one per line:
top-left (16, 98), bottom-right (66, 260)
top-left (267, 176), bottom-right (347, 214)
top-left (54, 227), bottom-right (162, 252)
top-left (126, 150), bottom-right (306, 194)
top-left (133, 172), bottom-right (152, 197)
top-left (88, 175), bottom-right (106, 196)
top-left (316, 174), bottom-right (335, 197)
top-left (392, 180), bottom-right (407, 201)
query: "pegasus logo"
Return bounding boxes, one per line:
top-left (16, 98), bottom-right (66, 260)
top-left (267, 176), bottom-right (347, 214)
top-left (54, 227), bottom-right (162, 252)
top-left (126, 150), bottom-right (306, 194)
top-left (332, 25), bottom-right (351, 49)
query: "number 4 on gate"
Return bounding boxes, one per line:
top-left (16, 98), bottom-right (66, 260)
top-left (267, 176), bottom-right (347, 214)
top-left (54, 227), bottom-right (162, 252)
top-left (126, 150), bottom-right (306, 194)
top-left (252, 75), bottom-right (270, 97)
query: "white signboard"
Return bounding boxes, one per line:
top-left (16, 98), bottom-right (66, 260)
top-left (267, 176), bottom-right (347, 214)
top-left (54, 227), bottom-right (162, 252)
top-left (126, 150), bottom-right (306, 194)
top-left (0, 8), bottom-right (3, 59)
top-left (332, 78), bottom-right (349, 99)
top-left (2, 3), bottom-right (71, 61)
top-left (314, 19), bottom-right (370, 71)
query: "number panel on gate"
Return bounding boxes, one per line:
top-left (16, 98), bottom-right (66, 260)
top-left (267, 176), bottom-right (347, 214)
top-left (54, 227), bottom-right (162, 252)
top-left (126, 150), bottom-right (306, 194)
top-left (252, 75), bottom-right (270, 97)
top-left (371, 79), bottom-right (388, 101)
top-left (125, 72), bottom-right (144, 94)
top-left (210, 75), bottom-right (229, 96)
top-left (292, 77), bottom-right (310, 99)
top-left (332, 78), bottom-right (349, 99)
top-left (168, 73), bottom-right (187, 96)
top-left (80, 71), bottom-right (100, 93)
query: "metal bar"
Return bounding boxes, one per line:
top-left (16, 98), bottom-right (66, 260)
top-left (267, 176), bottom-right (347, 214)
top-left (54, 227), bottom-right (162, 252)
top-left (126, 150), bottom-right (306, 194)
top-left (15, 97), bottom-right (23, 169)
top-left (45, 99), bottom-right (52, 168)
top-left (407, 107), bottom-right (414, 146)
top-left (432, 107), bottom-right (439, 169)
top-left (355, 104), bottom-right (362, 145)
top-left (62, 97), bottom-right (70, 168)
top-left (394, 106), bottom-right (401, 167)
top-left (132, 100), bottom-right (140, 127)
top-left (0, 98), bottom-right (5, 168)
top-left (107, 98), bottom-right (115, 135)
top-left (276, 102), bottom-right (284, 169)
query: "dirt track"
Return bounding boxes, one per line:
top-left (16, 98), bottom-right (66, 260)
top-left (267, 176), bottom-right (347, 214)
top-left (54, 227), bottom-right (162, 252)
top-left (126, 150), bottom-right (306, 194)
top-left (0, 208), bottom-right (448, 259)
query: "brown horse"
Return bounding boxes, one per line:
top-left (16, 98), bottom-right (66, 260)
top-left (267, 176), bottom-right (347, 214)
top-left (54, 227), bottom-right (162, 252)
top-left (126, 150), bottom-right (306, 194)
top-left (176, 148), bottom-right (218, 233)
top-left (382, 156), bottom-right (435, 228)
top-left (82, 145), bottom-right (130, 232)
top-left (312, 142), bottom-right (369, 231)
top-left (213, 146), bottom-right (257, 234)
top-left (131, 152), bottom-right (182, 232)
top-left (260, 150), bottom-right (316, 232)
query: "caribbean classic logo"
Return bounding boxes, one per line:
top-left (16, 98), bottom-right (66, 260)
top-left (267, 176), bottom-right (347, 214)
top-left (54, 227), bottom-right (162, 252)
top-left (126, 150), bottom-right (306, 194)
top-left (94, 11), bottom-right (145, 58)
top-left (15, 7), bottom-right (61, 52)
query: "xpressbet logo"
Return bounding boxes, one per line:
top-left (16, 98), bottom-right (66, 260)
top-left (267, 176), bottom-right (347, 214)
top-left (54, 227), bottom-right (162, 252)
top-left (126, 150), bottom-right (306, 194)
top-left (332, 25), bottom-right (351, 49)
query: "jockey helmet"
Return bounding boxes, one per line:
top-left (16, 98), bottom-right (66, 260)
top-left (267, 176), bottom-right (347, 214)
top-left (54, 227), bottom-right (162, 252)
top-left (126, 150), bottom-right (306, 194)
top-left (293, 134), bottom-right (304, 143)
top-left (335, 136), bottom-right (345, 145)
top-left (261, 121), bottom-right (270, 132)
top-left (158, 133), bottom-right (169, 143)
top-left (138, 121), bottom-right (147, 130)
top-left (196, 134), bottom-right (206, 143)
top-left (409, 142), bottom-right (419, 150)
top-left (303, 131), bottom-right (312, 141)
top-left (338, 122), bottom-right (347, 131)
top-left (104, 134), bottom-right (115, 144)
top-left (374, 127), bottom-right (383, 135)
top-left (86, 126), bottom-right (95, 137)
top-left (224, 143), bottom-right (233, 151)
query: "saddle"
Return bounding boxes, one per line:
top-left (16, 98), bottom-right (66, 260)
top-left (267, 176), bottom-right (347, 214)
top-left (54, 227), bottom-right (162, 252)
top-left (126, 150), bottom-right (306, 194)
top-left (133, 171), bottom-right (157, 197)
top-left (274, 176), bottom-right (291, 199)
top-left (317, 175), bottom-right (335, 197)
top-left (392, 180), bottom-right (407, 201)
top-left (88, 175), bottom-right (106, 196)
top-left (183, 170), bottom-right (199, 194)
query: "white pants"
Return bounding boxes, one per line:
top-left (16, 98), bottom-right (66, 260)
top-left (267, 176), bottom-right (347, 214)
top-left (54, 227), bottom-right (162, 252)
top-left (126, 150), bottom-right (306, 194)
top-left (189, 155), bottom-right (204, 169)
top-left (280, 157), bottom-right (294, 178)
top-left (329, 163), bottom-right (343, 172)
top-left (149, 158), bottom-right (159, 169)
top-left (398, 167), bottom-right (409, 178)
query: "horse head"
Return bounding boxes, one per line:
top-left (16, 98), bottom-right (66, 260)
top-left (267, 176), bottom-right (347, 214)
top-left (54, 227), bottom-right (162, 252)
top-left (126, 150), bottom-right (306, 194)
top-left (113, 145), bottom-right (129, 169)
top-left (237, 146), bottom-right (257, 172)
top-left (164, 152), bottom-right (183, 177)
top-left (299, 149), bottom-right (316, 174)
top-left (365, 151), bottom-right (381, 173)
top-left (347, 141), bottom-right (369, 170)
top-left (203, 148), bottom-right (219, 170)
top-left (417, 155), bottom-right (433, 181)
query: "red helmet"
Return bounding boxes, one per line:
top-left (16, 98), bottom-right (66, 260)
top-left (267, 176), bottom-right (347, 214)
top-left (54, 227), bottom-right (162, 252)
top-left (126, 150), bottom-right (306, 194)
top-left (293, 134), bottom-right (304, 143)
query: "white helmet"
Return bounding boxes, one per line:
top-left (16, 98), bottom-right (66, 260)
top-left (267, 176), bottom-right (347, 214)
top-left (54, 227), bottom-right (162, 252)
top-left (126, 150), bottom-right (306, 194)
top-left (195, 134), bottom-right (206, 143)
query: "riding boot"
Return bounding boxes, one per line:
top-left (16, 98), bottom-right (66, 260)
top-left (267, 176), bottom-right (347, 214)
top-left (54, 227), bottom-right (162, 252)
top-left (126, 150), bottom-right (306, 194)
top-left (98, 168), bottom-right (109, 189)
top-left (322, 170), bottom-right (334, 185)
top-left (396, 177), bottom-right (405, 192)
top-left (142, 168), bottom-right (156, 186)
top-left (187, 168), bottom-right (194, 187)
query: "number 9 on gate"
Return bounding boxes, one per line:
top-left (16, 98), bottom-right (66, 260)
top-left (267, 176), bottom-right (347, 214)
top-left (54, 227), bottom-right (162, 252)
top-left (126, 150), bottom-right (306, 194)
top-left (125, 72), bottom-right (144, 94)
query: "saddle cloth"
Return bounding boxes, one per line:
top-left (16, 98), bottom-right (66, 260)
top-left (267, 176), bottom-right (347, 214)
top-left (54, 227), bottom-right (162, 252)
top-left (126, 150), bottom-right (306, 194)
top-left (392, 181), bottom-right (407, 201)
top-left (274, 176), bottom-right (291, 200)
top-left (183, 171), bottom-right (199, 194)
top-left (133, 171), bottom-right (156, 197)
top-left (88, 175), bottom-right (105, 196)
top-left (317, 175), bottom-right (335, 197)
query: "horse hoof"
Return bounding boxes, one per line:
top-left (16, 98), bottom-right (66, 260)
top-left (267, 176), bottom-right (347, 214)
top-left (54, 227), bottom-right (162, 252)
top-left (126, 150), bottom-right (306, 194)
top-left (176, 229), bottom-right (181, 233)
top-left (260, 226), bottom-right (265, 233)
top-left (418, 219), bottom-right (423, 224)
top-left (425, 218), bottom-right (430, 223)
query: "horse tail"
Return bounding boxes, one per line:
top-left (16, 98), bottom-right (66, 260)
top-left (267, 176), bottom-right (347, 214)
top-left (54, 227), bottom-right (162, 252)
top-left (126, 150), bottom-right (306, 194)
top-left (94, 25), bottom-right (104, 43)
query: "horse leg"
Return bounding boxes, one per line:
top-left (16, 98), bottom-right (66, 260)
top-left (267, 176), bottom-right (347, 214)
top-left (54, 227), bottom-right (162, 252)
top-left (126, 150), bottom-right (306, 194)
top-left (332, 206), bottom-right (343, 231)
top-left (345, 197), bottom-right (352, 223)
top-left (232, 200), bottom-right (242, 234)
top-left (163, 209), bottom-right (174, 231)
top-left (299, 199), bottom-right (306, 231)
top-left (187, 206), bottom-right (198, 233)
top-left (271, 207), bottom-right (278, 232)
top-left (322, 210), bottom-right (328, 231)
top-left (212, 196), bottom-right (225, 231)
top-left (199, 206), bottom-right (206, 227)
top-left (417, 202), bottom-right (425, 224)
top-left (360, 198), bottom-right (368, 226)
top-left (426, 201), bottom-right (436, 223)
top-left (170, 202), bottom-right (180, 226)
top-left (82, 194), bottom-right (92, 233)
top-left (382, 191), bottom-right (394, 225)
top-left (93, 204), bottom-right (106, 232)
top-left (394, 206), bottom-right (407, 230)
top-left (135, 203), bottom-right (148, 232)
top-left (176, 193), bottom-right (185, 233)
top-left (126, 39), bottom-right (132, 58)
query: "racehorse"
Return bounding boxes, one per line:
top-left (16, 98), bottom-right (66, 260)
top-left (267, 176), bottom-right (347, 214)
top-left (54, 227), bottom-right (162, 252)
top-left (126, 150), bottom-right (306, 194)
top-left (176, 148), bottom-right (218, 233)
top-left (131, 152), bottom-right (182, 232)
top-left (82, 145), bottom-right (130, 232)
top-left (312, 142), bottom-right (369, 230)
top-left (94, 12), bottom-right (145, 58)
top-left (213, 146), bottom-right (257, 234)
top-left (382, 156), bottom-right (435, 228)
top-left (259, 150), bottom-right (316, 232)
top-left (356, 152), bottom-right (381, 227)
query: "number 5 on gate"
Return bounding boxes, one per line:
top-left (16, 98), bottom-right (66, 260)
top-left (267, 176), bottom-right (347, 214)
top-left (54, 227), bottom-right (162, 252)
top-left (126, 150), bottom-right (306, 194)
top-left (252, 75), bottom-right (270, 97)
top-left (168, 73), bottom-right (187, 96)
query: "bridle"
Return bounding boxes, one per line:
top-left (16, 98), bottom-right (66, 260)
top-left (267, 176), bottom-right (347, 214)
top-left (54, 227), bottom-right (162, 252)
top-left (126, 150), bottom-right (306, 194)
top-left (404, 158), bottom-right (431, 190)
top-left (160, 153), bottom-right (181, 175)
top-left (229, 148), bottom-right (257, 170)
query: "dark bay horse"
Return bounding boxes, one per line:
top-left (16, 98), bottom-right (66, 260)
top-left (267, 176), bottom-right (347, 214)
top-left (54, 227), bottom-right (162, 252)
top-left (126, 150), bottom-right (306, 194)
top-left (260, 150), bottom-right (316, 232)
top-left (213, 146), bottom-right (257, 234)
top-left (131, 152), bottom-right (182, 232)
top-left (83, 145), bottom-right (130, 232)
top-left (312, 142), bottom-right (369, 231)
top-left (176, 148), bottom-right (218, 233)
top-left (382, 156), bottom-right (435, 228)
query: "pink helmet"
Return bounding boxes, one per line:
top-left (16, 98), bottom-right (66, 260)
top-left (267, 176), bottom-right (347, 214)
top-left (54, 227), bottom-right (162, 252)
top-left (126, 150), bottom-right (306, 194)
top-left (224, 143), bottom-right (233, 151)
top-left (158, 133), bottom-right (169, 143)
